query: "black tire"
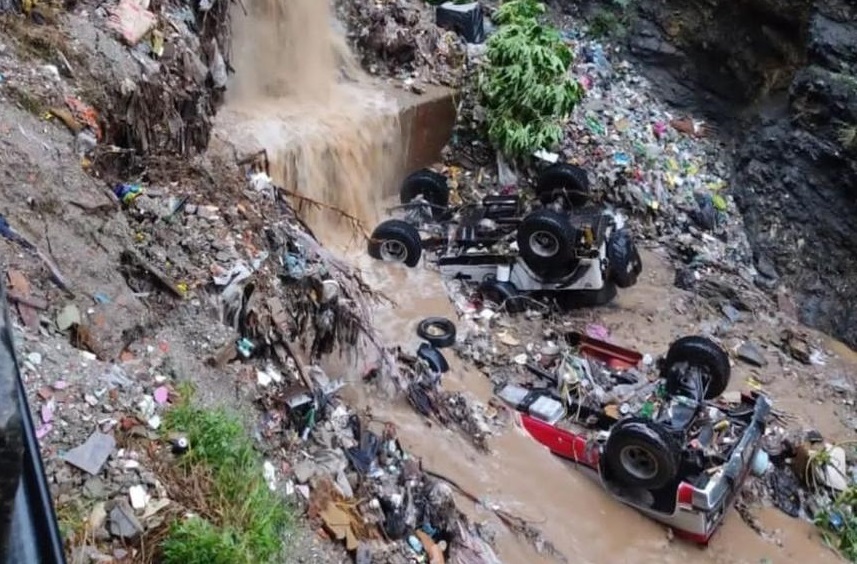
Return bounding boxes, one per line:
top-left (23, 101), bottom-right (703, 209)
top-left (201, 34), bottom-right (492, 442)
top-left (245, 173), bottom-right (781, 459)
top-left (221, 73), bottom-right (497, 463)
top-left (417, 342), bottom-right (450, 373)
top-left (604, 417), bottom-right (680, 490)
top-left (368, 220), bottom-right (422, 267)
top-left (536, 163), bottom-right (591, 208)
top-left (661, 336), bottom-right (731, 399)
top-left (416, 317), bottom-right (456, 348)
top-left (477, 279), bottom-right (526, 314)
top-left (516, 209), bottom-right (579, 279)
top-left (400, 169), bottom-right (450, 219)
top-left (607, 228), bottom-right (642, 289)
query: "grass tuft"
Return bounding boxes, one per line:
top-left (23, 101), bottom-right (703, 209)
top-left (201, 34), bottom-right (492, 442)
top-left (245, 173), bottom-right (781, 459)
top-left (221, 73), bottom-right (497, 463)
top-left (160, 390), bottom-right (293, 564)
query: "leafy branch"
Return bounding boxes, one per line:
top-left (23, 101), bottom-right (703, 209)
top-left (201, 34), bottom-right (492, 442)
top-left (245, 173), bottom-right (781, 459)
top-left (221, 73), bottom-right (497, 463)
top-left (479, 0), bottom-right (583, 159)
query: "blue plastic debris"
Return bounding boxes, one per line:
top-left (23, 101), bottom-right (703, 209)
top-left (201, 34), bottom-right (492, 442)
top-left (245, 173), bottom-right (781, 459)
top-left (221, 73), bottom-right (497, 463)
top-left (284, 252), bottom-right (307, 279)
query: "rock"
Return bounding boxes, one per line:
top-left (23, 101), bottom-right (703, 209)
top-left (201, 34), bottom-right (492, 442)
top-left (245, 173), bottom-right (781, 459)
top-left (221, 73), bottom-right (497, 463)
top-left (63, 431), bottom-right (116, 475)
top-left (721, 304), bottom-right (742, 323)
top-left (83, 477), bottom-right (108, 499)
top-left (737, 341), bottom-right (767, 367)
top-left (673, 268), bottom-right (696, 291)
top-left (108, 500), bottom-right (143, 539)
top-left (293, 459), bottom-right (317, 484)
top-left (629, 0), bottom-right (857, 348)
top-left (827, 376), bottom-right (854, 394)
top-left (754, 252), bottom-right (779, 280)
top-left (70, 546), bottom-right (112, 563)
top-left (56, 304), bottom-right (81, 331)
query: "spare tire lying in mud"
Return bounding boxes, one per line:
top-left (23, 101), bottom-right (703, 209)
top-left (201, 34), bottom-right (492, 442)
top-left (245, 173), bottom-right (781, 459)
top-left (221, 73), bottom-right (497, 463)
top-left (661, 336), bottom-right (731, 400)
top-left (604, 417), bottom-right (681, 490)
top-left (416, 317), bottom-right (457, 348)
top-left (516, 208), bottom-right (579, 279)
top-left (536, 163), bottom-right (591, 208)
top-left (477, 279), bottom-right (526, 314)
top-left (368, 220), bottom-right (422, 267)
top-left (400, 169), bottom-right (450, 219)
top-left (606, 228), bottom-right (642, 289)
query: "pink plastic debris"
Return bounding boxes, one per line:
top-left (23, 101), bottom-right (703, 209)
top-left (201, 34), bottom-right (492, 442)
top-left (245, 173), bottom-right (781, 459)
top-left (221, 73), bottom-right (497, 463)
top-left (41, 404), bottom-right (53, 424)
top-left (53, 380), bottom-right (68, 390)
top-left (585, 323), bottom-right (610, 341)
top-left (653, 121), bottom-right (668, 138)
top-left (35, 424), bottom-right (53, 440)
top-left (153, 386), bottom-right (169, 405)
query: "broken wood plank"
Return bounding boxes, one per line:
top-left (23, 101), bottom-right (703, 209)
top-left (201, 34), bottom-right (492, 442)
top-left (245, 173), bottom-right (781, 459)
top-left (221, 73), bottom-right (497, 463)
top-left (6, 291), bottom-right (48, 310)
top-left (6, 270), bottom-right (40, 329)
top-left (121, 249), bottom-right (184, 299)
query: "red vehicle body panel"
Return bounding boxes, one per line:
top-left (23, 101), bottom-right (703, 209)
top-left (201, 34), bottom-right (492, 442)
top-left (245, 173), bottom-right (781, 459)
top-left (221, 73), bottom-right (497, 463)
top-left (513, 333), bottom-right (763, 545)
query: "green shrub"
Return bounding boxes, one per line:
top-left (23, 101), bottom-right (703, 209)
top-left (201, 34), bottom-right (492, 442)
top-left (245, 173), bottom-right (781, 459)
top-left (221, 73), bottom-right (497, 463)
top-left (479, 0), bottom-right (583, 159)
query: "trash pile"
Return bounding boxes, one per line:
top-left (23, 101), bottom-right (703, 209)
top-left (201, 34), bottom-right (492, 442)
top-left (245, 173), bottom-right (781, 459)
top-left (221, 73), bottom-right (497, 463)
top-left (257, 362), bottom-right (503, 563)
top-left (746, 427), bottom-right (857, 557)
top-left (336, 0), bottom-right (472, 89)
top-left (559, 36), bottom-right (763, 298)
top-left (0, 0), bottom-right (230, 159)
top-left (14, 323), bottom-right (205, 562)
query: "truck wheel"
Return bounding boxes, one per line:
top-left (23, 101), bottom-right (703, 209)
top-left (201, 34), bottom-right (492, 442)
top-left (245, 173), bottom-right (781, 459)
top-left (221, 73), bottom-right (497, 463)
top-left (517, 209), bottom-right (578, 279)
top-left (607, 228), bottom-right (642, 289)
top-left (661, 336), bottom-right (731, 399)
top-left (477, 279), bottom-right (526, 314)
top-left (416, 317), bottom-right (456, 348)
top-left (368, 220), bottom-right (422, 267)
top-left (536, 163), bottom-right (590, 208)
top-left (400, 169), bottom-right (450, 219)
top-left (604, 418), bottom-right (680, 490)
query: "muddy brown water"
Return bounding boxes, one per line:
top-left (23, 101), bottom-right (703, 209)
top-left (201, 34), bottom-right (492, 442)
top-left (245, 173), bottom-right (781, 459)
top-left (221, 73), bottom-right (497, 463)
top-left (218, 0), bottom-right (845, 561)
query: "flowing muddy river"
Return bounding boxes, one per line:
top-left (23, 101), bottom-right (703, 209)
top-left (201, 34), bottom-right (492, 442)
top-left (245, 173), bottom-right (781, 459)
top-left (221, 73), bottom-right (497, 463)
top-left (214, 0), bottom-right (848, 561)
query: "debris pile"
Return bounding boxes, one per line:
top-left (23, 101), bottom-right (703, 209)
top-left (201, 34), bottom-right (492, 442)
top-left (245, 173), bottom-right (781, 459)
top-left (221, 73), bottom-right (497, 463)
top-left (0, 0), bottom-right (231, 159)
top-left (260, 378), bottom-right (502, 563)
top-left (337, 0), bottom-right (470, 89)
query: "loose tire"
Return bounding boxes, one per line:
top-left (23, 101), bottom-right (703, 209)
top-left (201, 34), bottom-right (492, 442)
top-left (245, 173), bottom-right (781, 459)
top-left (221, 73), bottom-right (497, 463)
top-left (661, 336), bottom-right (731, 400)
top-left (416, 317), bottom-right (456, 348)
top-left (477, 279), bottom-right (526, 314)
top-left (536, 163), bottom-right (591, 208)
top-left (516, 209), bottom-right (579, 279)
top-left (400, 169), bottom-right (450, 219)
top-left (607, 228), bottom-right (642, 289)
top-left (368, 220), bottom-right (422, 267)
top-left (604, 418), bottom-right (680, 490)
top-left (417, 342), bottom-right (450, 373)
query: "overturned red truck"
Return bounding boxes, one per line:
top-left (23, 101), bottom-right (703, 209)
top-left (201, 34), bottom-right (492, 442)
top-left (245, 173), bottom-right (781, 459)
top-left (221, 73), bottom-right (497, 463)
top-left (496, 333), bottom-right (771, 544)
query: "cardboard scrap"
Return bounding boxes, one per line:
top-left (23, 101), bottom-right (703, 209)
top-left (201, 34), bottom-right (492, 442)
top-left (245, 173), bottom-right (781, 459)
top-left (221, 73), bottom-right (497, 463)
top-left (415, 530), bottom-right (445, 564)
top-left (319, 502), bottom-right (358, 550)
